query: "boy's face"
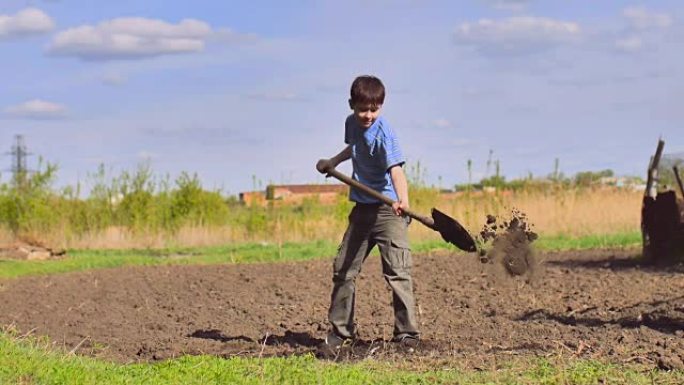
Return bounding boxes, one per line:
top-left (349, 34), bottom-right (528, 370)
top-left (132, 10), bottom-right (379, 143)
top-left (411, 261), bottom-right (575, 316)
top-left (349, 100), bottom-right (382, 129)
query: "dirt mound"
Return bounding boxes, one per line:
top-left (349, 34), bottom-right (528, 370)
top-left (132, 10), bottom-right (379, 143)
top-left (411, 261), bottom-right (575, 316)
top-left (1, 248), bottom-right (683, 369)
top-left (0, 240), bottom-right (66, 261)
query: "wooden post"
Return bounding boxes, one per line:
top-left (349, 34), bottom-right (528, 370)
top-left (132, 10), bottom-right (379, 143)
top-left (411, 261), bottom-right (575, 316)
top-left (674, 165), bottom-right (684, 200)
top-left (642, 139), bottom-right (665, 261)
top-left (645, 139), bottom-right (665, 198)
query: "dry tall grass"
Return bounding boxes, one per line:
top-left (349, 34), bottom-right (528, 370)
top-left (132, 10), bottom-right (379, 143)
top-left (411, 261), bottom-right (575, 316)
top-left (0, 187), bottom-right (642, 250)
top-left (410, 187), bottom-right (642, 243)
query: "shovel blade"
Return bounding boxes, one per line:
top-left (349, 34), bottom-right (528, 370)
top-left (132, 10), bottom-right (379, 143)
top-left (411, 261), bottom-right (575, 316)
top-left (431, 208), bottom-right (477, 252)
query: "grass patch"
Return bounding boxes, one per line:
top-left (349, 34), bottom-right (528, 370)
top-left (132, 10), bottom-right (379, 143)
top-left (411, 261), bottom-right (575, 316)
top-left (0, 241), bottom-right (338, 279)
top-left (533, 231), bottom-right (641, 251)
top-left (0, 232), bottom-right (642, 280)
top-left (1, 331), bottom-right (682, 385)
top-left (411, 231), bottom-right (641, 255)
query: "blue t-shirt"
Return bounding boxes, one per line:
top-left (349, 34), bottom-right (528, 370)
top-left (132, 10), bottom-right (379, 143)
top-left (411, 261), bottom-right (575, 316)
top-left (344, 114), bottom-right (405, 204)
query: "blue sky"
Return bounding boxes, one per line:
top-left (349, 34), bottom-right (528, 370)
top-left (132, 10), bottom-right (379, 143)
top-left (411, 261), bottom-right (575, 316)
top-left (1, 0), bottom-right (682, 194)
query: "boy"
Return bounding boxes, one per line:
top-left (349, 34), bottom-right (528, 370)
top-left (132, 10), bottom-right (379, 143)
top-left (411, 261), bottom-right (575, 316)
top-left (316, 75), bottom-right (420, 351)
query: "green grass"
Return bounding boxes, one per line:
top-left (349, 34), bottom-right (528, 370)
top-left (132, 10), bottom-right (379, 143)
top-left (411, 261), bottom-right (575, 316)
top-left (0, 232), bottom-right (642, 280)
top-left (0, 241), bottom-right (338, 279)
top-left (533, 231), bottom-right (641, 251)
top-left (1, 331), bottom-right (682, 385)
top-left (413, 231), bottom-right (641, 255)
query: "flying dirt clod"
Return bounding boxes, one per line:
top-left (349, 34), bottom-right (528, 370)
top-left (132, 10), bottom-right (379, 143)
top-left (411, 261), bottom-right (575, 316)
top-left (477, 209), bottom-right (538, 277)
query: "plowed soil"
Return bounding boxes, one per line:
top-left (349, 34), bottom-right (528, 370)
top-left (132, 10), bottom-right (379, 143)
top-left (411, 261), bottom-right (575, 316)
top-left (1, 248), bottom-right (684, 369)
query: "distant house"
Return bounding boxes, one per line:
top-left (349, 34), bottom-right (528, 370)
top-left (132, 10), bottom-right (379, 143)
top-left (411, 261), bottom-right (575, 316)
top-left (240, 184), bottom-right (349, 206)
top-left (238, 190), bottom-right (267, 206)
top-left (598, 176), bottom-right (618, 186)
top-left (600, 176), bottom-right (645, 190)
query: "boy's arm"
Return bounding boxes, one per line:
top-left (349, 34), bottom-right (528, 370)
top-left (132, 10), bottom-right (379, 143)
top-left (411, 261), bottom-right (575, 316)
top-left (389, 165), bottom-right (409, 216)
top-left (316, 145), bottom-right (352, 173)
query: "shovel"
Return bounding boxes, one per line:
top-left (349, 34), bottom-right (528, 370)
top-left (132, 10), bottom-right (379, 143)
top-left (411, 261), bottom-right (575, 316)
top-left (323, 167), bottom-right (477, 252)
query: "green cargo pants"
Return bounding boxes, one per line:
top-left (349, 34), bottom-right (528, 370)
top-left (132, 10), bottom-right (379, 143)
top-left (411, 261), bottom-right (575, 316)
top-left (328, 203), bottom-right (420, 340)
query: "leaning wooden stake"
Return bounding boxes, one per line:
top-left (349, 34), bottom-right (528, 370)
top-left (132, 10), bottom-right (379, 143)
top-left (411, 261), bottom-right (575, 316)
top-left (673, 165), bottom-right (684, 200)
top-left (642, 139), bottom-right (665, 261)
top-left (645, 139), bottom-right (665, 198)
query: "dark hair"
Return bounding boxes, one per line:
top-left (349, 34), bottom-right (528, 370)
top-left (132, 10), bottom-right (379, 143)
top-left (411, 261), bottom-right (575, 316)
top-left (350, 75), bottom-right (385, 106)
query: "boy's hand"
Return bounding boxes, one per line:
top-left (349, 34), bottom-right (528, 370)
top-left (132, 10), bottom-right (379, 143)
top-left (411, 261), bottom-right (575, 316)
top-left (316, 159), bottom-right (334, 174)
top-left (392, 200), bottom-right (409, 216)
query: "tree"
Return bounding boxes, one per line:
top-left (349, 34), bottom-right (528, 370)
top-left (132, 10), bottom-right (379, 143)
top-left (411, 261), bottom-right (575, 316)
top-left (574, 169), bottom-right (614, 186)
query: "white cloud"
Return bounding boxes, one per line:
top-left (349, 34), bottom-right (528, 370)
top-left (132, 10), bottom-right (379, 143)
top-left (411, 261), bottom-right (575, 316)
top-left (615, 36), bottom-right (643, 52)
top-left (47, 17), bottom-right (213, 60)
top-left (453, 16), bottom-right (581, 55)
top-left (432, 118), bottom-right (453, 129)
top-left (246, 91), bottom-right (303, 102)
top-left (614, 7), bottom-right (673, 53)
top-left (3, 99), bottom-right (67, 119)
top-left (623, 7), bottom-right (673, 30)
top-left (210, 27), bottom-right (258, 44)
top-left (450, 138), bottom-right (475, 149)
top-left (481, 0), bottom-right (531, 12)
top-left (0, 7), bottom-right (54, 39)
top-left (137, 150), bottom-right (158, 160)
top-left (101, 72), bottom-right (127, 86)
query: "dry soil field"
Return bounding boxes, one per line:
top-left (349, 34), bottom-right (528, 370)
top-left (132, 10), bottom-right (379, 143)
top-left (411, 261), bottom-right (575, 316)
top-left (1, 248), bottom-right (683, 370)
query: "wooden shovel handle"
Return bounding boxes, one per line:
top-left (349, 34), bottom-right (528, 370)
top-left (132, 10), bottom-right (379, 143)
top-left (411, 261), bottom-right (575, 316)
top-left (324, 168), bottom-right (435, 228)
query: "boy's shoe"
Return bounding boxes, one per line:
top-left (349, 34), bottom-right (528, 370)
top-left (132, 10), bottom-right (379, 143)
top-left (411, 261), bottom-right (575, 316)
top-left (391, 333), bottom-right (420, 351)
top-left (317, 332), bottom-right (353, 358)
